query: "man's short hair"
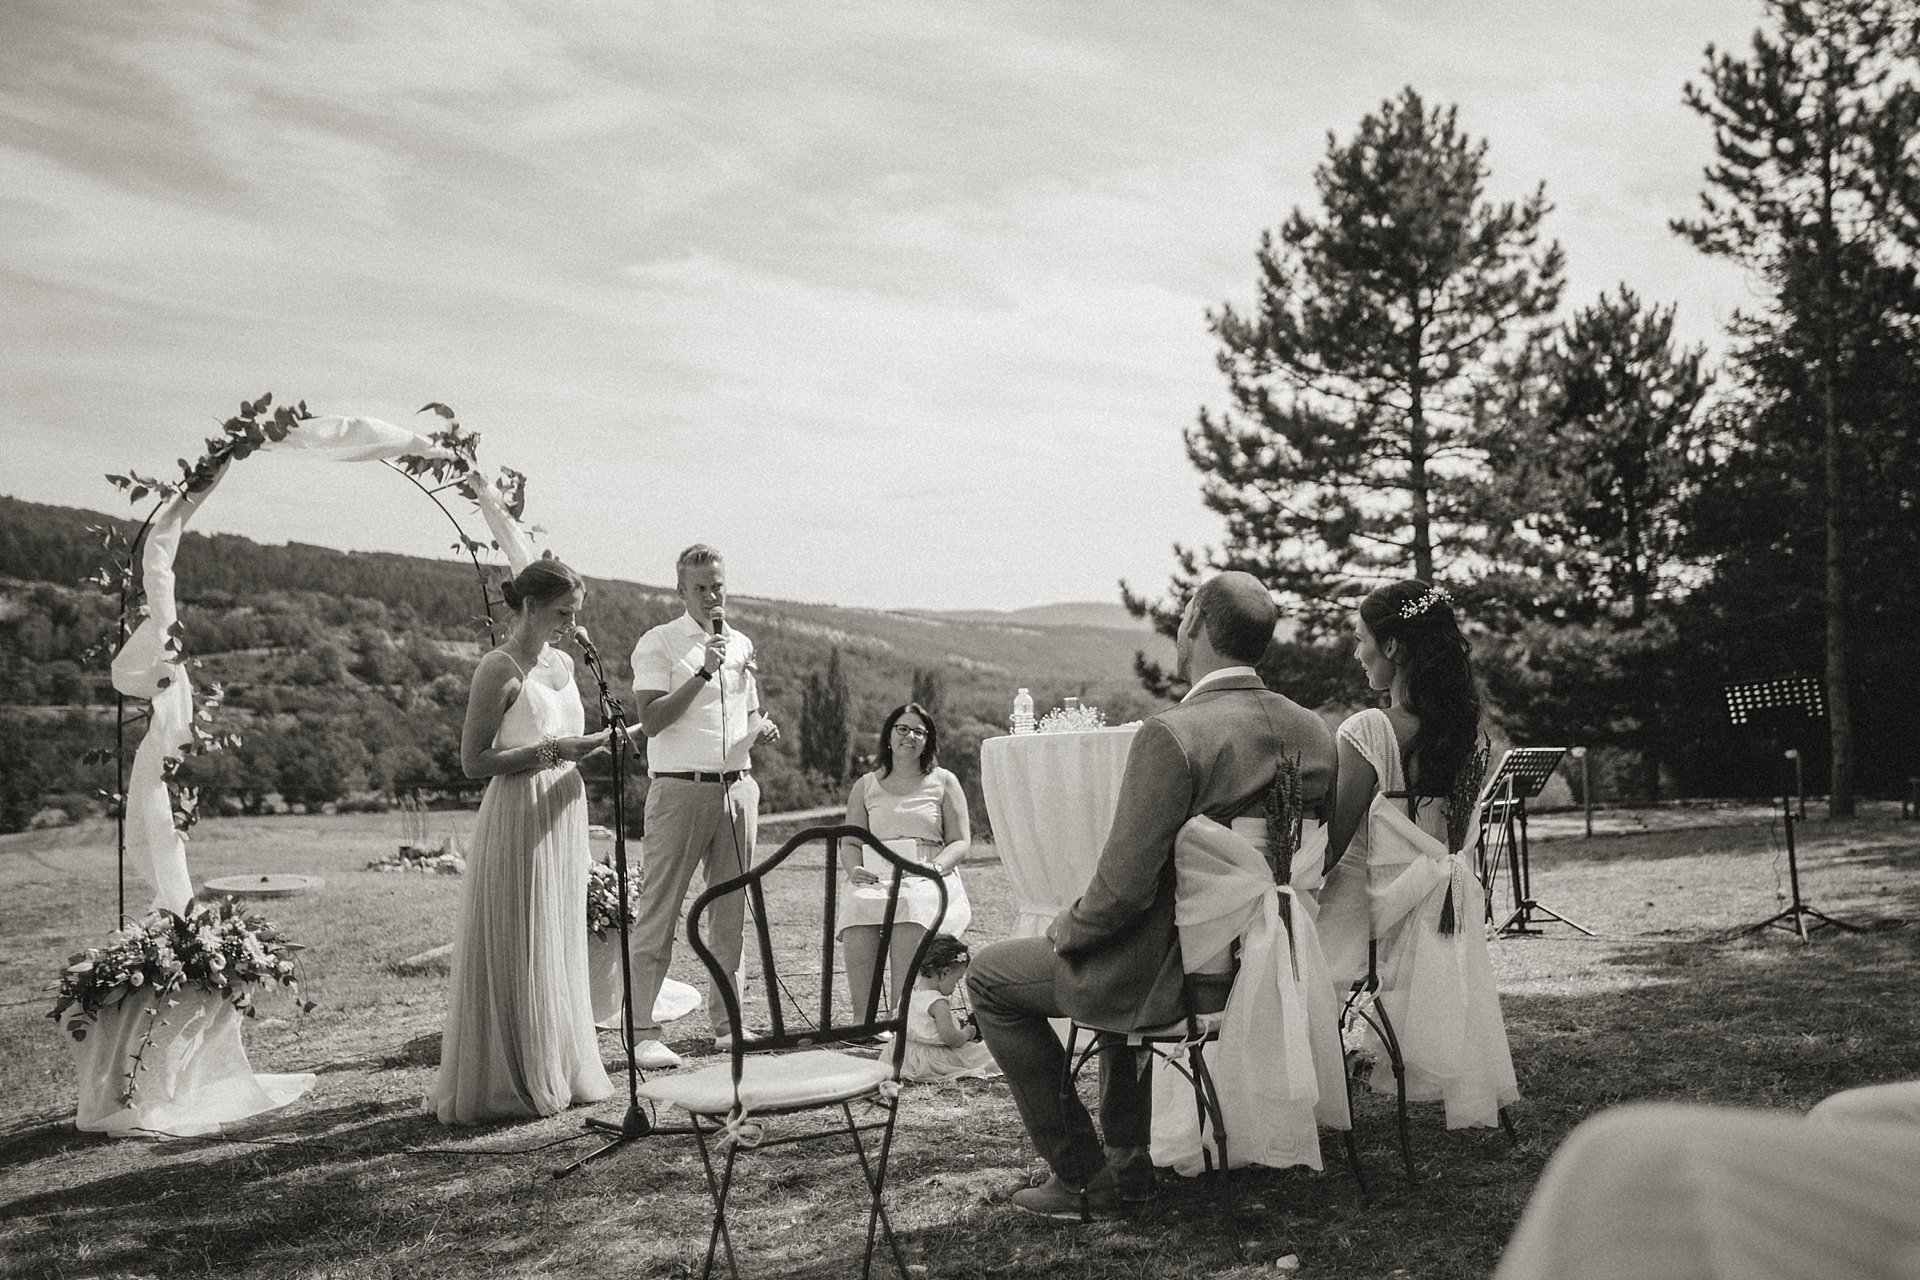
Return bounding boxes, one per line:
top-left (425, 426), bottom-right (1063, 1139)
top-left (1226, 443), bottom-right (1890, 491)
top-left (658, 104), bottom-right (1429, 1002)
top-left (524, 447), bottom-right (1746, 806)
top-left (676, 544), bottom-right (723, 586)
top-left (1194, 572), bottom-right (1277, 664)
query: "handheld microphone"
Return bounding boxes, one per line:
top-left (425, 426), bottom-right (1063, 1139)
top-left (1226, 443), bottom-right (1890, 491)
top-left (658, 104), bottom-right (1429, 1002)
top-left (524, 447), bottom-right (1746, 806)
top-left (571, 625), bottom-right (599, 660)
top-left (710, 608), bottom-right (725, 637)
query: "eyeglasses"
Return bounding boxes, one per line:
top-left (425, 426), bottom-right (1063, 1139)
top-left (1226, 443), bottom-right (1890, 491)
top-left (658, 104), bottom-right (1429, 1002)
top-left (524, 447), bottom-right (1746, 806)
top-left (892, 725), bottom-right (928, 740)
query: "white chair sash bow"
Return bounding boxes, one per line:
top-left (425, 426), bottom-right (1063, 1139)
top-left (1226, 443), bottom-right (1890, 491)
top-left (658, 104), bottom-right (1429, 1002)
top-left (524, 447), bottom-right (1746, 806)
top-left (1358, 795), bottom-right (1517, 1125)
top-left (1150, 815), bottom-right (1349, 1175)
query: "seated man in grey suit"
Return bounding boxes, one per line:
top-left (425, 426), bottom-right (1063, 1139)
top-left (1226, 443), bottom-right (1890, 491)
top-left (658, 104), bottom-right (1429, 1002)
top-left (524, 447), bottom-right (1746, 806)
top-left (969, 571), bottom-right (1336, 1219)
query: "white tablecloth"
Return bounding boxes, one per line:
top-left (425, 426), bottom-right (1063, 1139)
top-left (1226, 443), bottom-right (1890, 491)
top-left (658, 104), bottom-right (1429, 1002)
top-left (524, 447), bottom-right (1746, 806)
top-left (980, 725), bottom-right (1140, 937)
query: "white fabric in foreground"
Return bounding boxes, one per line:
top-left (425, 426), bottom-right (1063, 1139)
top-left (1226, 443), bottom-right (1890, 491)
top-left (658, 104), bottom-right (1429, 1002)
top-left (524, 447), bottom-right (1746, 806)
top-left (69, 986), bottom-right (315, 1137)
top-left (1494, 1083), bottom-right (1920, 1280)
top-left (979, 726), bottom-right (1140, 938)
top-left (1150, 815), bottom-right (1347, 1176)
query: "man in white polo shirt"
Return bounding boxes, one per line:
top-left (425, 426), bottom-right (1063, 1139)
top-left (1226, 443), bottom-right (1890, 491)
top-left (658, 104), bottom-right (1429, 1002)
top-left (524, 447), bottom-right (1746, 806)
top-left (626, 544), bottom-right (781, 1070)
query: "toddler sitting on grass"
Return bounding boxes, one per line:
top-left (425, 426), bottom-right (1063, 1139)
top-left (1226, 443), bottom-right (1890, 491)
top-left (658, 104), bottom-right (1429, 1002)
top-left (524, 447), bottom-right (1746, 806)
top-left (901, 935), bottom-right (999, 1082)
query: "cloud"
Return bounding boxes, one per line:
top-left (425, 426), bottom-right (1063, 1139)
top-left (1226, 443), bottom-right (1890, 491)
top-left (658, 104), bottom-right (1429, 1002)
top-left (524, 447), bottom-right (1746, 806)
top-left (0, 0), bottom-right (1766, 609)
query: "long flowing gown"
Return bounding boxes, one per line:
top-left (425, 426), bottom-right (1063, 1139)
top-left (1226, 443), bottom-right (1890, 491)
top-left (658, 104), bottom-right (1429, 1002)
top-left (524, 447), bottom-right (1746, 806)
top-left (427, 650), bottom-right (613, 1124)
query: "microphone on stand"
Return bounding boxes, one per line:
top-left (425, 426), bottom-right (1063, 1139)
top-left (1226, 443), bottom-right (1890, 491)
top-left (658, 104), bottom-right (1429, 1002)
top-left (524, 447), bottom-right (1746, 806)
top-left (570, 625), bottom-right (600, 663)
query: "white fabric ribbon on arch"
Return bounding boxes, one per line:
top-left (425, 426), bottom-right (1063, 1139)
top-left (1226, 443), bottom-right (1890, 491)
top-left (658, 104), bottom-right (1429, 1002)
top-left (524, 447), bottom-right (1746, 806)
top-left (111, 415), bottom-right (453, 913)
top-left (1150, 815), bottom-right (1348, 1176)
top-left (91, 413), bottom-right (560, 1137)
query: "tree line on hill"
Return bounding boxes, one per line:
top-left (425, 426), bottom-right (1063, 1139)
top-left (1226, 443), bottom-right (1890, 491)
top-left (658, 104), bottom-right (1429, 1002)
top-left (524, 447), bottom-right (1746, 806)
top-left (1128, 1), bottom-right (1920, 813)
top-left (0, 495), bottom-right (1159, 834)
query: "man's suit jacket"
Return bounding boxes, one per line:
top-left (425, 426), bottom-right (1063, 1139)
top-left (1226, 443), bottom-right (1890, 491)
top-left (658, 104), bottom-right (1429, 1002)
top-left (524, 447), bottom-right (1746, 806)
top-left (1049, 672), bottom-right (1336, 1031)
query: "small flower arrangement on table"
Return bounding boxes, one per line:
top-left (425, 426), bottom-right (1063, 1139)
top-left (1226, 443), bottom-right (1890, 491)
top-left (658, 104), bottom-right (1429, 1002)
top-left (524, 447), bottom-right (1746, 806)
top-left (1037, 704), bottom-right (1107, 733)
top-left (586, 859), bottom-right (645, 937)
top-left (50, 898), bottom-right (306, 1103)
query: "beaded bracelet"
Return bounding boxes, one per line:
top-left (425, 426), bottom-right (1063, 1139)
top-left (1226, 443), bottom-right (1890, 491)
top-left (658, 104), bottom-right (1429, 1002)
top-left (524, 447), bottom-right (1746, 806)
top-left (536, 734), bottom-right (562, 770)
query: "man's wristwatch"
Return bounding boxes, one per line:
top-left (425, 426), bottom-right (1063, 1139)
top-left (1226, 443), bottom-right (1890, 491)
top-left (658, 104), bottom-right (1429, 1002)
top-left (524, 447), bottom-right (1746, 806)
top-left (694, 667), bottom-right (714, 682)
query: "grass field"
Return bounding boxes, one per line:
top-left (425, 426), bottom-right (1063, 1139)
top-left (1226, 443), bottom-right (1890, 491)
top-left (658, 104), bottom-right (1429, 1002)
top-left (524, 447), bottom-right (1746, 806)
top-left (2, 805), bottom-right (1917, 1279)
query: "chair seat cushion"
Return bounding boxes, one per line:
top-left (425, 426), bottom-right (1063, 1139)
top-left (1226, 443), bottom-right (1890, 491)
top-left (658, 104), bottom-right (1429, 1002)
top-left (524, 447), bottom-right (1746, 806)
top-left (1074, 1013), bottom-right (1225, 1045)
top-left (1130, 1011), bottom-right (1224, 1042)
top-left (635, 1050), bottom-right (896, 1116)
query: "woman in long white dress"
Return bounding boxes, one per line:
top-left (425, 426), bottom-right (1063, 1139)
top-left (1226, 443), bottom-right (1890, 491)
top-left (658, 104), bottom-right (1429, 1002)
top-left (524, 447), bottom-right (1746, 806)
top-left (838, 702), bottom-right (972, 1023)
top-left (1318, 579), bottom-right (1518, 1129)
top-left (427, 557), bottom-right (614, 1124)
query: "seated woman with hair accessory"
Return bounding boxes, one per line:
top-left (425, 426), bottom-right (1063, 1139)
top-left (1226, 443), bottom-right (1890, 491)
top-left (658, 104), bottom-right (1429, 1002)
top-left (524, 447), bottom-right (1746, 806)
top-left (1316, 578), bottom-right (1518, 1130)
top-left (839, 702), bottom-right (974, 1026)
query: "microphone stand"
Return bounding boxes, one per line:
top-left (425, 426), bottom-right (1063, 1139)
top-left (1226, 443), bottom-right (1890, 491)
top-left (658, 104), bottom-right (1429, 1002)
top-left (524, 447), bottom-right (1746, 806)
top-left (556, 632), bottom-right (693, 1178)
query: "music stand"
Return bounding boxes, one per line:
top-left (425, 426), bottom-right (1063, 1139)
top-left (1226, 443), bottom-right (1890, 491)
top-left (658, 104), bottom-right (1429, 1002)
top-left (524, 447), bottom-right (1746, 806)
top-left (1478, 747), bottom-right (1594, 937)
top-left (1724, 676), bottom-right (1861, 942)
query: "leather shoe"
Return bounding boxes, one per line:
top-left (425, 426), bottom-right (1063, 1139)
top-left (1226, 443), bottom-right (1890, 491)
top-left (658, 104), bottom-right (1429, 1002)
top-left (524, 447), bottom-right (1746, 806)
top-left (1009, 1172), bottom-right (1124, 1222)
top-left (1104, 1145), bottom-right (1158, 1203)
top-left (633, 1039), bottom-right (681, 1071)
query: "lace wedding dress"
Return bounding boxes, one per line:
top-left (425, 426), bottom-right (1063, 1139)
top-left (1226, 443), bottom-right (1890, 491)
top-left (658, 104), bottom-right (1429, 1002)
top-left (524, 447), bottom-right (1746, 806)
top-left (427, 649), bottom-right (613, 1123)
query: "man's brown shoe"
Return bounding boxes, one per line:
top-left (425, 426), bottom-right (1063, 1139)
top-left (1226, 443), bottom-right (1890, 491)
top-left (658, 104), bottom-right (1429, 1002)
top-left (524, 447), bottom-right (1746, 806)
top-left (1009, 1172), bottom-right (1124, 1222)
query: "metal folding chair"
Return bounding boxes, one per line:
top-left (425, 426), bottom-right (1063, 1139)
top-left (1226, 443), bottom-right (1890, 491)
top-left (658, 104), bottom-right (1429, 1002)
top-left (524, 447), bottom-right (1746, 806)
top-left (635, 824), bottom-right (946, 1280)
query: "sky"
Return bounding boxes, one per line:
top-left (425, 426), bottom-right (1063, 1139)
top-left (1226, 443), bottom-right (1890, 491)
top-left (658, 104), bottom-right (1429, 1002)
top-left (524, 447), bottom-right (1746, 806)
top-left (0, 1), bottom-right (1766, 613)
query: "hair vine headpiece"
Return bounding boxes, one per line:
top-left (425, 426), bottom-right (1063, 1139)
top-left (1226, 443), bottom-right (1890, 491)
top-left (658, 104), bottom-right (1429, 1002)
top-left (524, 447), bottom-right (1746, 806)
top-left (1399, 584), bottom-right (1452, 620)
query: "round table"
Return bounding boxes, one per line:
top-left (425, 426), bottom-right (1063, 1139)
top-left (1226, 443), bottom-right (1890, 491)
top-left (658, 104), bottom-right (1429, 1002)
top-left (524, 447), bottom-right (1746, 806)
top-left (980, 725), bottom-right (1140, 937)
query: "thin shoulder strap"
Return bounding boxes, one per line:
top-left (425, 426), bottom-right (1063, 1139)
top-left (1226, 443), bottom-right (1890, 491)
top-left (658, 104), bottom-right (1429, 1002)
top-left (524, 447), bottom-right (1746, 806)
top-left (498, 649), bottom-right (528, 679)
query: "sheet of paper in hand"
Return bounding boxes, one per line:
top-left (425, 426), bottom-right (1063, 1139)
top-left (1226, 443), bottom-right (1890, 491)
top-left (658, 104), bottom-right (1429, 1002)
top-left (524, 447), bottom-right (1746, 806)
top-left (862, 838), bottom-right (923, 880)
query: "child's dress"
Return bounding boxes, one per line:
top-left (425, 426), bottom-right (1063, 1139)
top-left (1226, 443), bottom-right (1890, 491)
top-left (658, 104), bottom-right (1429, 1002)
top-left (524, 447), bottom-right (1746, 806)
top-left (900, 989), bottom-right (999, 1082)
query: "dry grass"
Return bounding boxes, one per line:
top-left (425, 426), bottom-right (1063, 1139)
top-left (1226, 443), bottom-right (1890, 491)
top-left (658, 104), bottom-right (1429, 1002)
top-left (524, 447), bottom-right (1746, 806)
top-left (2, 806), bottom-right (1917, 1279)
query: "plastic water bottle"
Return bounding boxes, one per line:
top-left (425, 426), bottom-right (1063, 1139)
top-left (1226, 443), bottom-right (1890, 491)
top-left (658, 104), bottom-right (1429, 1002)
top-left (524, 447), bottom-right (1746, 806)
top-left (1011, 687), bottom-right (1035, 735)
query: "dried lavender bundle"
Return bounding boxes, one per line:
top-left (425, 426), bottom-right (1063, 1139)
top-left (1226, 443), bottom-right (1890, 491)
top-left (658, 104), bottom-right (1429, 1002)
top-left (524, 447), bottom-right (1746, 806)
top-left (1262, 750), bottom-right (1305, 975)
top-left (1262, 751), bottom-right (1305, 886)
top-left (1438, 736), bottom-right (1492, 935)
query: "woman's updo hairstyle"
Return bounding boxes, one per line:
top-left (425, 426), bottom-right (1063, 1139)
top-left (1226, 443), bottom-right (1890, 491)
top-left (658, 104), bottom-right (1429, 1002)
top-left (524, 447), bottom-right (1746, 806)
top-left (500, 555), bottom-right (584, 613)
top-left (1358, 578), bottom-right (1482, 796)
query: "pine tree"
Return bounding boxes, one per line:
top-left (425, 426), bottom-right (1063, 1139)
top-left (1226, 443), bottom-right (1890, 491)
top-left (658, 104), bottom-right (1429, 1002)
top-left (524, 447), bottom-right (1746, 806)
top-left (1129, 87), bottom-right (1563, 637)
top-left (800, 647), bottom-right (850, 780)
top-left (1487, 288), bottom-right (1710, 626)
top-left (909, 666), bottom-right (946, 719)
top-left (1675, 0), bottom-right (1920, 815)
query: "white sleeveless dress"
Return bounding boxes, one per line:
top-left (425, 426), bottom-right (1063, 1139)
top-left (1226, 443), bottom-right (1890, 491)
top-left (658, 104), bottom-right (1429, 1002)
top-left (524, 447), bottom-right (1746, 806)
top-left (838, 768), bottom-right (971, 938)
top-left (1317, 708), bottom-right (1518, 1129)
top-left (427, 649), bottom-right (613, 1123)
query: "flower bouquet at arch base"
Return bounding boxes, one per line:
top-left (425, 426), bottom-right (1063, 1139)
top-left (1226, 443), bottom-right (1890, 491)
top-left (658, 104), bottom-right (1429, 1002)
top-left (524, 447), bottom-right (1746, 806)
top-left (584, 856), bottom-right (701, 1030)
top-left (51, 897), bottom-right (317, 1136)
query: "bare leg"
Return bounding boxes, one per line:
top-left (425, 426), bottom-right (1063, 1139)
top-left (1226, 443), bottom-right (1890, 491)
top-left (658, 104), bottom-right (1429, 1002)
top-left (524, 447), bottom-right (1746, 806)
top-left (842, 925), bottom-right (885, 1022)
top-left (885, 924), bottom-right (928, 1015)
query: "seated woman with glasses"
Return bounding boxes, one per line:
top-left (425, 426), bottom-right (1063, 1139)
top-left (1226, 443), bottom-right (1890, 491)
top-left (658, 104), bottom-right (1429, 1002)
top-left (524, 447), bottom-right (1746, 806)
top-left (838, 702), bottom-right (973, 1026)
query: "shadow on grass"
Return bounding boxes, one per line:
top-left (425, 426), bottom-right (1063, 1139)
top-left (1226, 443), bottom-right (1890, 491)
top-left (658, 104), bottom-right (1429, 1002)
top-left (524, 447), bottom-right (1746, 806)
top-left (4, 820), bottom-right (1915, 1280)
top-left (1504, 923), bottom-right (1920, 1141)
top-left (308, 1030), bottom-right (443, 1075)
top-left (0, 1100), bottom-right (627, 1276)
